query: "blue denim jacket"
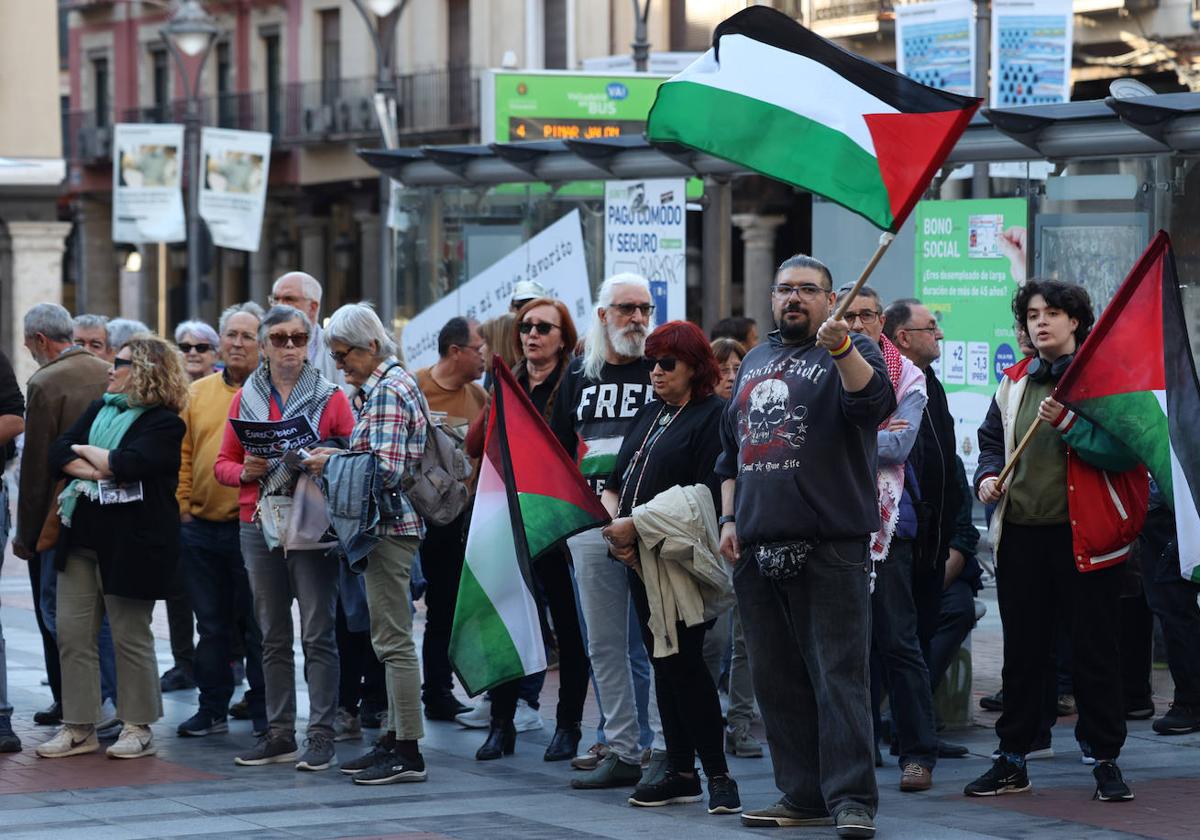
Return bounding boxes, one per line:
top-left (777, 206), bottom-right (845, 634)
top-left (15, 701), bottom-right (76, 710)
top-left (322, 451), bottom-right (381, 573)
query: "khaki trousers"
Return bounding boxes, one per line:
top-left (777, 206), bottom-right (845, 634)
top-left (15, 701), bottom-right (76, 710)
top-left (58, 548), bottom-right (162, 726)
top-left (363, 536), bottom-right (423, 741)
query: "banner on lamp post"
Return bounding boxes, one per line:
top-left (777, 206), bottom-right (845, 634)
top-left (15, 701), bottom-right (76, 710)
top-left (895, 0), bottom-right (976, 97)
top-left (198, 127), bottom-right (272, 252)
top-left (990, 0), bottom-right (1074, 107)
top-left (112, 123), bottom-right (186, 244)
top-left (399, 209), bottom-right (593, 371)
top-left (603, 178), bottom-right (687, 327)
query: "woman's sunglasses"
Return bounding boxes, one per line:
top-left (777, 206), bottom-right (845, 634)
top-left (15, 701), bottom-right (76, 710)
top-left (113, 357), bottom-right (133, 369)
top-left (267, 332), bottom-right (310, 348)
top-left (647, 356), bottom-right (678, 372)
top-left (178, 342), bottom-right (212, 354)
top-left (519, 321), bottom-right (560, 335)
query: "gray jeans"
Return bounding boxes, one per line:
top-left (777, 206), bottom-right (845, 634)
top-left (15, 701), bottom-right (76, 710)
top-left (734, 538), bottom-right (878, 818)
top-left (240, 523), bottom-right (340, 739)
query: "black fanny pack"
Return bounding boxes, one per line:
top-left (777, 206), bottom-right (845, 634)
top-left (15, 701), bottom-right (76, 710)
top-left (754, 538), bottom-right (820, 581)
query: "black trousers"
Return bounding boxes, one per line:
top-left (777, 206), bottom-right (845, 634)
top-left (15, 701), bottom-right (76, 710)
top-left (630, 568), bottom-right (728, 779)
top-left (491, 548), bottom-right (589, 728)
top-left (995, 522), bottom-right (1126, 760)
top-left (27, 553), bottom-right (61, 703)
top-left (335, 600), bottom-right (386, 714)
top-left (1140, 506), bottom-right (1200, 706)
top-left (419, 512), bottom-right (467, 701)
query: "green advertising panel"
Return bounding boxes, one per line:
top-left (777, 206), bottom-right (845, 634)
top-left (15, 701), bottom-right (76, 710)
top-left (914, 198), bottom-right (1029, 473)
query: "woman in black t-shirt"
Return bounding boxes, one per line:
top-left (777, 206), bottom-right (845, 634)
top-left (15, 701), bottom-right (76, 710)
top-left (600, 321), bottom-right (740, 816)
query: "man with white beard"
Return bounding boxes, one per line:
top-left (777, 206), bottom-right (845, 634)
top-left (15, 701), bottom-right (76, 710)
top-left (551, 274), bottom-right (664, 790)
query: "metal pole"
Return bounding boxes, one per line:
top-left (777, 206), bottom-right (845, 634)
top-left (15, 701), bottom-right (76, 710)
top-left (701, 175), bottom-right (732, 332)
top-left (185, 98), bottom-right (203, 319)
top-left (971, 0), bottom-right (989, 199)
top-left (157, 241), bottom-right (168, 335)
top-left (631, 0), bottom-right (651, 72)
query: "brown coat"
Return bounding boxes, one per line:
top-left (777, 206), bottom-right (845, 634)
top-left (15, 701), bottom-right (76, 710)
top-left (15, 348), bottom-right (109, 553)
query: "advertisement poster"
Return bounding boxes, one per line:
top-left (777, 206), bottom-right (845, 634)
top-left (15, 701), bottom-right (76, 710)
top-left (914, 198), bottom-right (1029, 472)
top-left (895, 0), bottom-right (975, 97)
top-left (198, 127), bottom-right (272, 252)
top-left (990, 0), bottom-right (1073, 107)
top-left (604, 178), bottom-right (687, 326)
top-left (399, 210), bottom-right (592, 370)
top-left (112, 123), bottom-right (185, 243)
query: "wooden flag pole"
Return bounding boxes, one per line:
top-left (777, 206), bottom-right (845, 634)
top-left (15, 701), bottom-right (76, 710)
top-left (833, 231), bottom-right (897, 320)
top-left (994, 418), bottom-right (1043, 489)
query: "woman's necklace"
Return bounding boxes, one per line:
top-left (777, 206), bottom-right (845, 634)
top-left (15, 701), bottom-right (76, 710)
top-left (619, 398), bottom-right (689, 514)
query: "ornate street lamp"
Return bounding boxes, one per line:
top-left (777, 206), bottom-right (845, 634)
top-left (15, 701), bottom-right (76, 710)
top-left (351, 0), bottom-right (408, 330)
top-left (632, 0), bottom-right (652, 72)
top-left (162, 0), bottom-right (218, 320)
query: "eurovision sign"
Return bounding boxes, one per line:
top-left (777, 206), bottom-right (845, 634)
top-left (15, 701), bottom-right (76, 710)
top-left (400, 209), bottom-right (593, 371)
top-left (199, 128), bottom-right (272, 252)
top-left (112, 123), bottom-right (186, 244)
top-left (604, 178), bottom-right (687, 327)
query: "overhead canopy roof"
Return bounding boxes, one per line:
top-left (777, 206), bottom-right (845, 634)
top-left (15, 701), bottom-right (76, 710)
top-left (360, 93), bottom-right (1200, 188)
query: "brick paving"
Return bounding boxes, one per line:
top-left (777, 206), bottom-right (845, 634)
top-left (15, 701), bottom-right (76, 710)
top-left (4, 546), bottom-right (1200, 838)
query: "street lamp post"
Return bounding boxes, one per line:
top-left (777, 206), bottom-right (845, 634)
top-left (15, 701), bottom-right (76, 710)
top-left (351, 0), bottom-right (407, 332)
top-left (631, 0), bottom-right (652, 72)
top-left (162, 0), bottom-right (218, 321)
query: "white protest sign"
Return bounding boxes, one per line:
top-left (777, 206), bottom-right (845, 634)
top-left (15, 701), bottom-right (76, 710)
top-left (400, 209), bottom-right (592, 370)
top-left (112, 123), bottom-right (185, 243)
top-left (604, 178), bottom-right (686, 326)
top-left (199, 127), bottom-right (272, 252)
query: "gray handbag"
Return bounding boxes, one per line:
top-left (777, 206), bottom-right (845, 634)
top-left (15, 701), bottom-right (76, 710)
top-left (400, 396), bottom-right (472, 527)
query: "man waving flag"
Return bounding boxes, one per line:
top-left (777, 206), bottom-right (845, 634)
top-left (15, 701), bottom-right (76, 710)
top-left (646, 5), bottom-right (980, 232)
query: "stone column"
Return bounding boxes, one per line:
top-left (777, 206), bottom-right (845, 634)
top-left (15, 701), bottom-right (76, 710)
top-left (6, 220), bottom-right (72, 385)
top-left (732, 213), bottom-right (786, 336)
top-left (299, 219), bottom-right (326, 283)
top-left (356, 210), bottom-right (381, 309)
top-left (249, 210), bottom-right (275, 306)
top-left (82, 199), bottom-right (119, 317)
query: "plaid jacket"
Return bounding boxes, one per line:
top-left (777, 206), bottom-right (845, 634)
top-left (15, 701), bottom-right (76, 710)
top-left (351, 356), bottom-right (427, 538)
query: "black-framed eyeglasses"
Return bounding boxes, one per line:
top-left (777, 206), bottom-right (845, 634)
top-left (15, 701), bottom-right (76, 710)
top-left (267, 331), bottom-right (310, 348)
top-left (113, 357), bottom-right (133, 369)
top-left (843, 311), bottom-right (881, 326)
top-left (647, 356), bottom-right (678, 372)
top-left (328, 348), bottom-right (361, 364)
top-left (178, 342), bottom-right (213, 354)
top-left (608, 302), bottom-right (655, 317)
top-left (772, 283), bottom-right (830, 300)
top-left (900, 326), bottom-right (940, 334)
top-left (519, 321), bottom-right (560, 335)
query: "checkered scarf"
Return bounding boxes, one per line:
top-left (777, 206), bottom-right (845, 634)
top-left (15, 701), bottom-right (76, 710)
top-left (239, 361), bottom-right (336, 497)
top-left (871, 336), bottom-right (926, 565)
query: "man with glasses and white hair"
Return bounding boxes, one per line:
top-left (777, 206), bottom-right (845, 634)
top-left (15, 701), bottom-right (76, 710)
top-left (270, 271), bottom-right (343, 385)
top-left (550, 273), bottom-right (666, 791)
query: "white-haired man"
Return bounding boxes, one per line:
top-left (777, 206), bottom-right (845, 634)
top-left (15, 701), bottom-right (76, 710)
top-left (73, 314), bottom-right (114, 363)
top-left (550, 274), bottom-right (665, 790)
top-left (270, 272), bottom-right (343, 385)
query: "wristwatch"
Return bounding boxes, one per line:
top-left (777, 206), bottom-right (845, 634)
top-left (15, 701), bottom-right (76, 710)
top-left (718, 515), bottom-right (736, 527)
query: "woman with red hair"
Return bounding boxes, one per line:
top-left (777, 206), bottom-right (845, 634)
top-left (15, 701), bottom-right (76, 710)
top-left (599, 321), bottom-right (740, 815)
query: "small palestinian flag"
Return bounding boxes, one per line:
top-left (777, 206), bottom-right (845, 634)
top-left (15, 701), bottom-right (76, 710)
top-left (1054, 231), bottom-right (1200, 581)
top-left (646, 6), bottom-right (980, 231)
top-left (449, 357), bottom-right (610, 695)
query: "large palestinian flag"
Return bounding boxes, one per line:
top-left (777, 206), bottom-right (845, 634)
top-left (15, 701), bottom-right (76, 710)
top-left (646, 6), bottom-right (980, 231)
top-left (449, 357), bottom-right (610, 695)
top-left (1054, 231), bottom-right (1200, 581)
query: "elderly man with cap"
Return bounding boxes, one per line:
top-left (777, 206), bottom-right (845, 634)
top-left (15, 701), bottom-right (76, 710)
top-left (510, 280), bottom-right (549, 314)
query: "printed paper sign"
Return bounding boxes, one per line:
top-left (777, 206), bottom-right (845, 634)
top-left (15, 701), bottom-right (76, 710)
top-left (400, 209), bottom-right (593, 371)
top-left (112, 123), bottom-right (185, 243)
top-left (199, 127), bottom-right (272, 252)
top-left (229, 416), bottom-right (319, 458)
top-left (991, 0), bottom-right (1073, 107)
top-left (604, 178), bottom-right (687, 326)
top-left (895, 0), bottom-right (975, 97)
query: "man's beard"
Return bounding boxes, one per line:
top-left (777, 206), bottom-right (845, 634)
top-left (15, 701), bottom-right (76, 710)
top-left (776, 307), bottom-right (811, 342)
top-left (607, 320), bottom-right (647, 358)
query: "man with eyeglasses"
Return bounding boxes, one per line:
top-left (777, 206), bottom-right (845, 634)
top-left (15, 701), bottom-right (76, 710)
top-left (414, 316), bottom-right (487, 721)
top-left (73, 315), bottom-right (115, 363)
top-left (550, 273), bottom-right (666, 791)
top-left (837, 285), bottom-right (939, 793)
top-left (270, 272), bottom-right (343, 386)
top-left (716, 256), bottom-right (894, 837)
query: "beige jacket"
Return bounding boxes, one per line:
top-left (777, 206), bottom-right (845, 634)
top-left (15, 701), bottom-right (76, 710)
top-left (633, 483), bottom-right (734, 658)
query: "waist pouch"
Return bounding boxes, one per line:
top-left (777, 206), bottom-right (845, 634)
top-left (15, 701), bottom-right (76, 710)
top-left (754, 538), bottom-right (819, 581)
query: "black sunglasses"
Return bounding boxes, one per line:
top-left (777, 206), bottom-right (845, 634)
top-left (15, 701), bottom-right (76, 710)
top-left (178, 342), bottom-right (213, 354)
top-left (113, 357), bottom-right (133, 369)
top-left (647, 356), bottom-right (678, 372)
top-left (519, 321), bottom-right (560, 335)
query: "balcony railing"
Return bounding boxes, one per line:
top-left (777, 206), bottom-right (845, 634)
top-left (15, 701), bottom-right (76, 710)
top-left (64, 68), bottom-right (480, 162)
top-left (812, 0), bottom-right (893, 22)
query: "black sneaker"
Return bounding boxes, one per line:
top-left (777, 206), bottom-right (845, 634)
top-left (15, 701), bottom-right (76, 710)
top-left (963, 756), bottom-right (1031, 796)
top-left (0, 715), bottom-right (21, 753)
top-left (296, 733), bottom-right (337, 771)
top-left (1153, 703), bottom-right (1200, 735)
top-left (423, 693), bottom-right (470, 721)
top-left (234, 733), bottom-right (299, 766)
top-left (628, 771), bottom-right (704, 807)
top-left (160, 666), bottom-right (196, 692)
top-left (340, 733), bottom-right (397, 775)
top-left (177, 711), bottom-right (229, 737)
top-left (706, 774), bottom-right (742, 814)
top-left (979, 691), bottom-right (1003, 712)
top-left (33, 702), bottom-right (62, 726)
top-left (836, 807), bottom-right (876, 839)
top-left (352, 753), bottom-right (427, 785)
top-left (228, 698), bottom-right (251, 720)
top-left (1093, 761), bottom-right (1134, 801)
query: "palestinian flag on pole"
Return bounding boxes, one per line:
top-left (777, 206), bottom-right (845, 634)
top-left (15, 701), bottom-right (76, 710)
top-left (1054, 231), bottom-right (1200, 581)
top-left (449, 357), bottom-right (610, 695)
top-left (645, 6), bottom-right (980, 232)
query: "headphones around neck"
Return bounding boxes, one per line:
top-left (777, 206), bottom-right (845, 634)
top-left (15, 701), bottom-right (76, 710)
top-left (1026, 353), bottom-right (1073, 383)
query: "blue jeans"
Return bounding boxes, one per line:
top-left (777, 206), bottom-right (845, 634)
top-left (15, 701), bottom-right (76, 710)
top-left (182, 518), bottom-right (265, 726)
top-left (41, 549), bottom-right (117, 704)
top-left (870, 538), bottom-right (937, 769)
top-left (735, 538), bottom-right (878, 819)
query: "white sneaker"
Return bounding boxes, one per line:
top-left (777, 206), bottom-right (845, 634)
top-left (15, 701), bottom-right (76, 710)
top-left (455, 697), bottom-right (492, 729)
top-left (513, 699), bottom-right (544, 733)
top-left (36, 724), bottom-right (99, 758)
top-left (106, 724), bottom-right (157, 759)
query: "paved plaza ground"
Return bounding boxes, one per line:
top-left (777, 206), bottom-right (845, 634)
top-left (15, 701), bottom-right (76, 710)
top-left (3, 549), bottom-right (1199, 840)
